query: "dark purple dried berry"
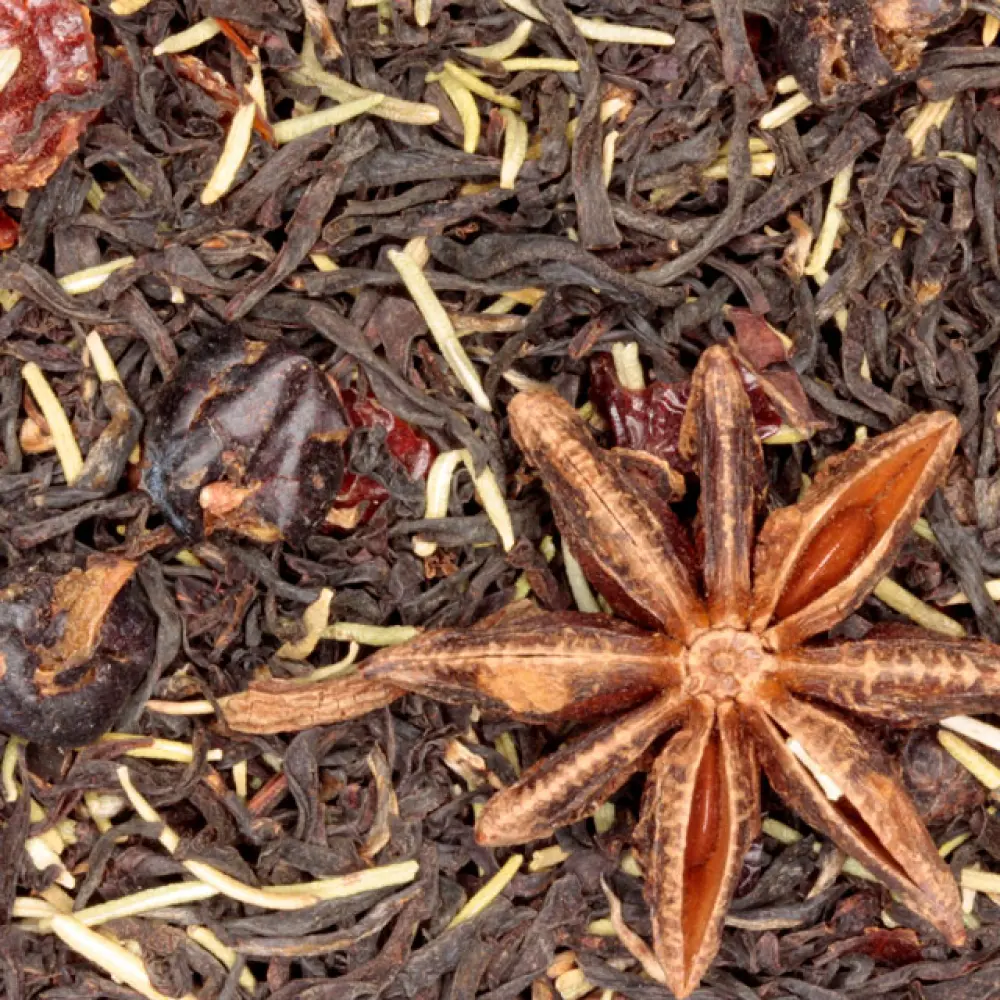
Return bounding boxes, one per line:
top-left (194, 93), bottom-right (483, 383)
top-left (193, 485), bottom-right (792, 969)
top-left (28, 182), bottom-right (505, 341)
top-left (142, 330), bottom-right (349, 545)
top-left (0, 558), bottom-right (154, 746)
top-left (783, 0), bottom-right (965, 106)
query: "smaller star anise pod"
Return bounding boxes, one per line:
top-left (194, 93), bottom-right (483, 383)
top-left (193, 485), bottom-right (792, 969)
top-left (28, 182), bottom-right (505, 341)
top-left (226, 346), bottom-right (1000, 997)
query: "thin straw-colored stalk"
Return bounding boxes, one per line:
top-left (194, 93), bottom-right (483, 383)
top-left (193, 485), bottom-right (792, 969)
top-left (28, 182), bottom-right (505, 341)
top-left (414, 449), bottom-right (465, 557)
top-left (501, 57), bottom-right (579, 73)
top-left (85, 331), bottom-right (121, 384)
top-left (938, 730), bottom-right (1000, 790)
top-left (460, 20), bottom-right (533, 61)
top-left (437, 72), bottom-right (481, 153)
top-left (611, 342), bottom-right (644, 390)
top-left (414, 0), bottom-right (432, 26)
top-left (320, 622), bottom-right (420, 645)
top-left (873, 577), bottom-right (965, 637)
top-left (68, 881), bottom-right (219, 928)
top-left (941, 716), bottom-right (1000, 754)
top-left (152, 18), bottom-right (221, 55)
top-left (99, 733), bottom-right (223, 763)
top-left (22, 363), bottom-right (83, 484)
top-left (443, 62), bottom-right (520, 110)
top-left (759, 92), bottom-right (812, 130)
top-left (387, 248), bottom-right (491, 409)
top-left (447, 854), bottom-right (522, 927)
top-left (273, 93), bottom-right (385, 144)
top-left (461, 451), bottom-right (516, 551)
top-left (201, 101), bottom-right (256, 205)
top-left (805, 162), bottom-right (853, 276)
top-left (986, 14), bottom-right (1000, 46)
top-left (563, 539), bottom-right (600, 613)
top-left (50, 914), bottom-right (195, 1000)
top-left (499, 109), bottom-right (529, 189)
top-left (188, 926), bottom-right (257, 991)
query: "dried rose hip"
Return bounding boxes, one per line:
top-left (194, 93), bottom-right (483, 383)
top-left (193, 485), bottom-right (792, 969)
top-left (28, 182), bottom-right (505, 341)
top-left (783, 0), bottom-right (963, 105)
top-left (0, 557), bottom-right (154, 745)
top-left (0, 0), bottom-right (101, 190)
top-left (142, 331), bottom-right (349, 545)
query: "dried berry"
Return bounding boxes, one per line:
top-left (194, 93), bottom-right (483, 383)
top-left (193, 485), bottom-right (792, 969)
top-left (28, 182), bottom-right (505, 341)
top-left (142, 331), bottom-right (349, 545)
top-left (0, 557), bottom-right (154, 745)
top-left (327, 388), bottom-right (437, 529)
top-left (0, 0), bottom-right (100, 190)
top-left (783, 0), bottom-right (964, 106)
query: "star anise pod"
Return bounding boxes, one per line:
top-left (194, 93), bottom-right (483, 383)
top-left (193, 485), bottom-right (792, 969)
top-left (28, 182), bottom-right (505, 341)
top-left (225, 345), bottom-right (1000, 997)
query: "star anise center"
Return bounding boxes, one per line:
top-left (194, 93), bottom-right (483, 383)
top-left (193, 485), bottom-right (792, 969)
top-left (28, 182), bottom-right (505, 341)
top-left (682, 628), bottom-right (769, 701)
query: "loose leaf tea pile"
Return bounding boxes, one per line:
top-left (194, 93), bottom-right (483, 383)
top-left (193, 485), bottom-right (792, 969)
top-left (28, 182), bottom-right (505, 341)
top-left (7, 0), bottom-right (1000, 999)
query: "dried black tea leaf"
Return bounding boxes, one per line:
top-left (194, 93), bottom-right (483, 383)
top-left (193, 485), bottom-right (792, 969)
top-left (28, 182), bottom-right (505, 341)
top-left (0, 557), bottom-right (154, 745)
top-left (142, 330), bottom-right (349, 545)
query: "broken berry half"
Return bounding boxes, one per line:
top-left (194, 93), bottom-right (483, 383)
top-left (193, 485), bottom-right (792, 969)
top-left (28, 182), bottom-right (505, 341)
top-left (0, 557), bottom-right (154, 745)
top-left (142, 330), bottom-right (350, 546)
top-left (0, 0), bottom-right (101, 190)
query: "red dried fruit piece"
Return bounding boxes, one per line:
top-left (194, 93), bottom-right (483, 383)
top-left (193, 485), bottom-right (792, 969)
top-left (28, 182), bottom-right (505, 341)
top-left (0, 206), bottom-right (17, 249)
top-left (327, 388), bottom-right (437, 529)
top-left (142, 331), bottom-right (350, 545)
top-left (782, 0), bottom-right (964, 106)
top-left (590, 355), bottom-right (785, 473)
top-left (0, 0), bottom-right (100, 190)
top-left (0, 557), bottom-right (154, 745)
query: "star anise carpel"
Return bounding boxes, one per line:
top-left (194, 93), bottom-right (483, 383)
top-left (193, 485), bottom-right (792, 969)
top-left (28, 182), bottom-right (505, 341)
top-left (225, 344), bottom-right (1000, 998)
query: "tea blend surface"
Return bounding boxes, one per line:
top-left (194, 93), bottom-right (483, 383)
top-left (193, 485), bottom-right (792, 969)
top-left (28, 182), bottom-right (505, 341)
top-left (3, 1), bottom-right (1000, 998)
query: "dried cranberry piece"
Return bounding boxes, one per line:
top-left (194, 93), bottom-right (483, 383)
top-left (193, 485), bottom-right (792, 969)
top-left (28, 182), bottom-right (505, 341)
top-left (0, 557), bottom-right (154, 745)
top-left (0, 0), bottom-right (100, 189)
top-left (590, 354), bottom-right (785, 473)
top-left (327, 389), bottom-right (437, 528)
top-left (142, 331), bottom-right (349, 545)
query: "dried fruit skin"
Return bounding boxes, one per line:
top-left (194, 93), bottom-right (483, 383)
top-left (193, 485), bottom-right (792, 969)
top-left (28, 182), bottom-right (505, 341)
top-left (782, 0), bottom-right (963, 106)
top-left (0, 558), bottom-right (154, 745)
top-left (142, 330), bottom-right (349, 545)
top-left (0, 0), bottom-right (100, 190)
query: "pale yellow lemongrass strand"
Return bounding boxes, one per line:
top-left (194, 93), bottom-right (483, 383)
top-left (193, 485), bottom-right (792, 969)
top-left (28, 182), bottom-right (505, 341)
top-left (986, 14), bottom-right (1000, 46)
top-left (414, 448), bottom-right (465, 557)
top-left (303, 641), bottom-right (361, 682)
top-left (188, 926), bottom-right (257, 991)
top-left (940, 716), bottom-right (1000, 754)
top-left (414, 0), bottom-right (432, 26)
top-left (805, 162), bottom-right (854, 276)
top-left (571, 19), bottom-right (674, 46)
top-left (443, 62), bottom-right (521, 110)
top-left (2, 735), bottom-right (19, 801)
top-left (500, 57), bottom-right (579, 73)
top-left (387, 248), bottom-right (491, 409)
top-left (563, 539), bottom-right (600, 613)
top-left (84, 331), bottom-right (122, 384)
top-left (460, 20), bottom-right (533, 61)
top-left (69, 882), bottom-right (219, 928)
top-left (201, 101), bottom-right (257, 205)
top-left (277, 587), bottom-right (334, 660)
top-left (961, 868), bottom-right (1000, 893)
top-left (22, 362), bottom-right (83, 484)
top-left (499, 109), bottom-right (529, 189)
top-left (320, 622), bottom-right (420, 646)
top-left (437, 72), bottom-right (481, 153)
top-left (776, 74), bottom-right (799, 93)
top-left (99, 734), bottom-right (223, 764)
top-left (116, 766), bottom-right (319, 909)
top-left (273, 92), bottom-right (385, 144)
top-left (602, 130), bottom-right (618, 187)
top-left (759, 91), bottom-right (812, 130)
top-left (287, 35), bottom-right (439, 125)
top-left (152, 18), bottom-right (221, 55)
top-left (50, 914), bottom-right (195, 1000)
top-left (699, 151), bottom-right (775, 182)
top-left (0, 47), bottom-right (21, 94)
top-left (144, 699), bottom-right (216, 716)
top-left (262, 859), bottom-right (419, 899)
top-left (461, 451), bottom-right (516, 551)
top-left (873, 577), bottom-right (966, 638)
top-left (611, 342), bottom-right (644, 390)
top-left (109, 0), bottom-right (155, 13)
top-left (447, 854), bottom-right (523, 928)
top-left (906, 98), bottom-right (954, 157)
top-left (938, 730), bottom-right (1000, 791)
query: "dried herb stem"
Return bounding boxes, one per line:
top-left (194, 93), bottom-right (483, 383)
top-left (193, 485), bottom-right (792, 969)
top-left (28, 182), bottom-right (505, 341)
top-left (152, 18), bottom-right (221, 55)
top-left (460, 20), bottom-right (533, 60)
top-left (447, 853), bottom-right (523, 927)
top-left (273, 93), bottom-right (385, 144)
top-left (873, 578), bottom-right (966, 638)
top-left (21, 362), bottom-right (83, 484)
top-left (759, 92), bottom-right (812, 130)
top-left (188, 926), bottom-right (257, 991)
